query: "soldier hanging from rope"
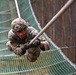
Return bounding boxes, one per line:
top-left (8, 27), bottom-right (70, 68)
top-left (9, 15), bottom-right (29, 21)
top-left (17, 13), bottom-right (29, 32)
top-left (6, 18), bottom-right (50, 62)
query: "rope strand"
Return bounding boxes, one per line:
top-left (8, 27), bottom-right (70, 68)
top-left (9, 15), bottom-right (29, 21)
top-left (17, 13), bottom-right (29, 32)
top-left (14, 0), bottom-right (21, 18)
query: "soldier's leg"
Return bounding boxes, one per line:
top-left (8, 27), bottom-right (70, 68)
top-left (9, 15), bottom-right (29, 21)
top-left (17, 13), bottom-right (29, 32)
top-left (27, 48), bottom-right (40, 62)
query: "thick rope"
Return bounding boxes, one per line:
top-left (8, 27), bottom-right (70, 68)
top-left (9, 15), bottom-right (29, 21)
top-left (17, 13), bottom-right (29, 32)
top-left (30, 0), bottom-right (76, 44)
top-left (14, 0), bottom-right (21, 18)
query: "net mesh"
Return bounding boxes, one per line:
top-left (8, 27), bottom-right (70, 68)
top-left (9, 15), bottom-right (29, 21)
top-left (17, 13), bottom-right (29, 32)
top-left (0, 0), bottom-right (76, 75)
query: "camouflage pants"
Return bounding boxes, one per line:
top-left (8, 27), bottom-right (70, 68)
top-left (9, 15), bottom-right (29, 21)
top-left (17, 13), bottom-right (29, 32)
top-left (26, 47), bottom-right (40, 62)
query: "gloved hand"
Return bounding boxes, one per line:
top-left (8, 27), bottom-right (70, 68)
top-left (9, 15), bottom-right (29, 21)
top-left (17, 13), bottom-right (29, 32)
top-left (30, 39), bottom-right (40, 48)
top-left (24, 42), bottom-right (30, 49)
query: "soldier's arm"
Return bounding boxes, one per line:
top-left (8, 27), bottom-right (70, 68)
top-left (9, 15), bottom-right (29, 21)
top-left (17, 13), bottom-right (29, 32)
top-left (6, 30), bottom-right (26, 56)
top-left (27, 26), bottom-right (39, 38)
top-left (27, 26), bottom-right (50, 50)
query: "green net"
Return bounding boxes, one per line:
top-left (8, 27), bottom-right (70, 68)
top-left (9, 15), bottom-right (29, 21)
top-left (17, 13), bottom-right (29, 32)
top-left (0, 0), bottom-right (76, 75)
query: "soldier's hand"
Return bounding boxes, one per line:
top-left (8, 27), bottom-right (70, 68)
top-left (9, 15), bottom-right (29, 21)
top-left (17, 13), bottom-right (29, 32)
top-left (24, 43), bottom-right (30, 49)
top-left (30, 39), bottom-right (40, 48)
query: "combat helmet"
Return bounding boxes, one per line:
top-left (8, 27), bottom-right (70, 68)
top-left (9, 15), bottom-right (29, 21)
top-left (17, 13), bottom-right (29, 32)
top-left (11, 18), bottom-right (30, 32)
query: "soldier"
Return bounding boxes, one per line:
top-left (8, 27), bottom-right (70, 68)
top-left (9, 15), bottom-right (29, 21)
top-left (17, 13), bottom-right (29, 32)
top-left (6, 18), bottom-right (50, 62)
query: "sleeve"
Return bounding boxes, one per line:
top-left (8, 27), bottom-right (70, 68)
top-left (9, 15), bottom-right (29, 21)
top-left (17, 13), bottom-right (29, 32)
top-left (26, 26), bottom-right (50, 51)
top-left (6, 29), bottom-right (26, 56)
top-left (39, 40), bottom-right (50, 51)
top-left (27, 26), bottom-right (39, 38)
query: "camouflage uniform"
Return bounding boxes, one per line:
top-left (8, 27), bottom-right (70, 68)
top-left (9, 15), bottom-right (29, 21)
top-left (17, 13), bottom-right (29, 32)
top-left (6, 18), bottom-right (50, 62)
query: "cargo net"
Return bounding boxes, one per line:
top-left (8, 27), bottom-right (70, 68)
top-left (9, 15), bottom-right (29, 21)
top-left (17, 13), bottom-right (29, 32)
top-left (0, 0), bottom-right (76, 75)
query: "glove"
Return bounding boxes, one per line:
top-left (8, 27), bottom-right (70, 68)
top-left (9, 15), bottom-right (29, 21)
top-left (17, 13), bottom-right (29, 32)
top-left (30, 39), bottom-right (40, 48)
top-left (24, 42), bottom-right (30, 49)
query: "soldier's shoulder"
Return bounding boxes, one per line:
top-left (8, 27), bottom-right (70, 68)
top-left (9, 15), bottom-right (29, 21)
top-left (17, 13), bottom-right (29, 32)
top-left (8, 29), bottom-right (15, 38)
top-left (26, 26), bottom-right (38, 36)
top-left (27, 26), bottom-right (37, 31)
top-left (27, 26), bottom-right (33, 29)
top-left (8, 29), bottom-right (14, 35)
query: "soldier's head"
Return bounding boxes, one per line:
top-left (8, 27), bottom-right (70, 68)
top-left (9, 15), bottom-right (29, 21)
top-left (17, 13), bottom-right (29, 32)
top-left (11, 18), bottom-right (29, 33)
top-left (11, 18), bottom-right (30, 39)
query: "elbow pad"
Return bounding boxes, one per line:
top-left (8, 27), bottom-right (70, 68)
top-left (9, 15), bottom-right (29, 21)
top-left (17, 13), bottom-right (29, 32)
top-left (40, 40), bottom-right (50, 51)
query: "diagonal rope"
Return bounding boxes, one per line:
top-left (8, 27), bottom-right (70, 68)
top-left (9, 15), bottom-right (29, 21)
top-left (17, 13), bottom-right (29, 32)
top-left (14, 0), bottom-right (21, 18)
top-left (30, 0), bottom-right (76, 44)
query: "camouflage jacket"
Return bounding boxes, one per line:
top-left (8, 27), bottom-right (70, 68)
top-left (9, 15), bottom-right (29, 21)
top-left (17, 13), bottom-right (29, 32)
top-left (7, 26), bottom-right (40, 55)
